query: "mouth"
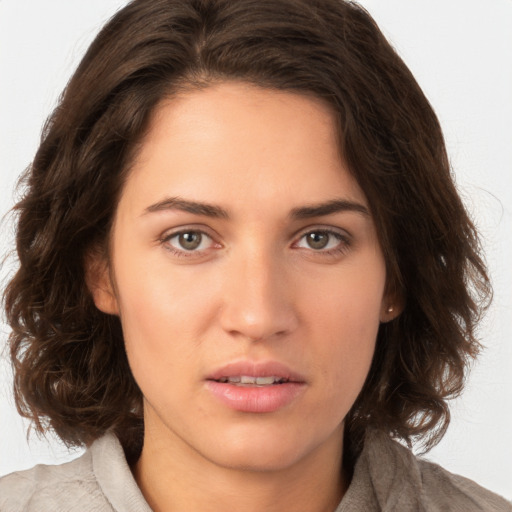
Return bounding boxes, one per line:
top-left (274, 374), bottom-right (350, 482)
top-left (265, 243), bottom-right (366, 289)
top-left (211, 375), bottom-right (291, 386)
top-left (205, 360), bottom-right (306, 413)
top-left (206, 360), bottom-right (306, 385)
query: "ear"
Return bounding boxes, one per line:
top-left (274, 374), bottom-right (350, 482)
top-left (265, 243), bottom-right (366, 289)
top-left (379, 286), bottom-right (404, 324)
top-left (84, 248), bottom-right (119, 316)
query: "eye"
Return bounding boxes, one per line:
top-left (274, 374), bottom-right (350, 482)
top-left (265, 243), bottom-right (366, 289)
top-left (295, 229), bottom-right (349, 252)
top-left (164, 230), bottom-right (215, 253)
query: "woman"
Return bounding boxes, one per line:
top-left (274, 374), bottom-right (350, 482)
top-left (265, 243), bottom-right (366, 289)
top-left (1, 0), bottom-right (510, 510)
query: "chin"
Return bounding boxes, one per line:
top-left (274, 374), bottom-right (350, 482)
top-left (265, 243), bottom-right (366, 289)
top-left (201, 424), bottom-right (325, 473)
top-left (211, 444), bottom-right (306, 473)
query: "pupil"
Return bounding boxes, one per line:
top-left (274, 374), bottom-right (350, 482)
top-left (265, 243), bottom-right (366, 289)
top-left (179, 232), bottom-right (202, 250)
top-left (307, 232), bottom-right (329, 249)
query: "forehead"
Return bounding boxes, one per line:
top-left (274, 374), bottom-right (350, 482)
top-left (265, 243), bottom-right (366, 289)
top-left (122, 81), bottom-right (368, 215)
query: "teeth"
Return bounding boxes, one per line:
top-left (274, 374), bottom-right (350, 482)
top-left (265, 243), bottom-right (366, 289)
top-left (218, 376), bottom-right (286, 385)
top-left (254, 376), bottom-right (278, 385)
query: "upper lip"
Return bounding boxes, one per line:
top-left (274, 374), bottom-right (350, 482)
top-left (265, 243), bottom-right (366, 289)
top-left (207, 360), bottom-right (306, 383)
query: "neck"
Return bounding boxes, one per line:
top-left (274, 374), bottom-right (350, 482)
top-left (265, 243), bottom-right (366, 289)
top-left (133, 424), bottom-right (347, 512)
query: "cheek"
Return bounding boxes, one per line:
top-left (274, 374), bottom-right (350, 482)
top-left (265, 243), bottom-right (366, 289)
top-left (110, 254), bottom-right (219, 389)
top-left (305, 264), bottom-right (385, 398)
top-left (306, 261), bottom-right (385, 339)
top-left (113, 243), bottom-right (218, 334)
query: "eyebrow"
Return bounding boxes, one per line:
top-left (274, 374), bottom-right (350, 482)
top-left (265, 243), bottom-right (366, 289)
top-left (143, 196), bottom-right (369, 219)
top-left (290, 199), bottom-right (369, 219)
top-left (143, 197), bottom-right (229, 218)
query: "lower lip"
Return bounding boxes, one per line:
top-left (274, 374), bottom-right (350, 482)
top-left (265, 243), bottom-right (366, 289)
top-left (205, 381), bottom-right (305, 413)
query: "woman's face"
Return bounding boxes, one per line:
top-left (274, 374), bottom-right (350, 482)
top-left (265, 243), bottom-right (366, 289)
top-left (91, 82), bottom-right (392, 472)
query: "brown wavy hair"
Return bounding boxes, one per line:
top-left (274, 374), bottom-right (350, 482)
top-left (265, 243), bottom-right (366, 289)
top-left (3, 0), bottom-right (490, 463)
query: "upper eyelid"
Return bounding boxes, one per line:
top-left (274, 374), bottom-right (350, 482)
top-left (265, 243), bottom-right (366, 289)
top-left (295, 230), bottom-right (348, 246)
top-left (159, 225), bottom-right (218, 241)
top-left (157, 224), bottom-right (352, 247)
top-left (160, 229), bottom-right (219, 257)
top-left (292, 225), bottom-right (351, 241)
top-left (158, 228), bottom-right (219, 256)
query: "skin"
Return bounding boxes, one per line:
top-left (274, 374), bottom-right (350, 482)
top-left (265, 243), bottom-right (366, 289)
top-left (89, 81), bottom-right (396, 512)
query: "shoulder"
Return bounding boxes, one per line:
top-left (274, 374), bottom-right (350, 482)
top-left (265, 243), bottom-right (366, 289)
top-left (415, 451), bottom-right (512, 511)
top-left (345, 429), bottom-right (512, 512)
top-left (0, 434), bottom-right (151, 512)
top-left (0, 439), bottom-right (112, 512)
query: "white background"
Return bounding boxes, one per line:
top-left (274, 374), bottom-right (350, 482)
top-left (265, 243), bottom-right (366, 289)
top-left (1, 0), bottom-right (511, 500)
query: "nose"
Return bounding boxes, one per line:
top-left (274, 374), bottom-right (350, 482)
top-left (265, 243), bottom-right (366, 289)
top-left (219, 248), bottom-right (299, 342)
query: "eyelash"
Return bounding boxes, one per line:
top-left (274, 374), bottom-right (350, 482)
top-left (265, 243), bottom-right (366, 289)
top-left (159, 227), bottom-right (351, 259)
top-left (293, 228), bottom-right (351, 257)
top-left (160, 229), bottom-right (218, 258)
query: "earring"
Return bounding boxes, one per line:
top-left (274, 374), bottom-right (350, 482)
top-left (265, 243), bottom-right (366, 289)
top-left (387, 305), bottom-right (394, 314)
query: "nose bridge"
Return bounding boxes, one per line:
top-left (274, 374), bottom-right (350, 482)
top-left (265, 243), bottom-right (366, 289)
top-left (220, 240), bottom-right (297, 341)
